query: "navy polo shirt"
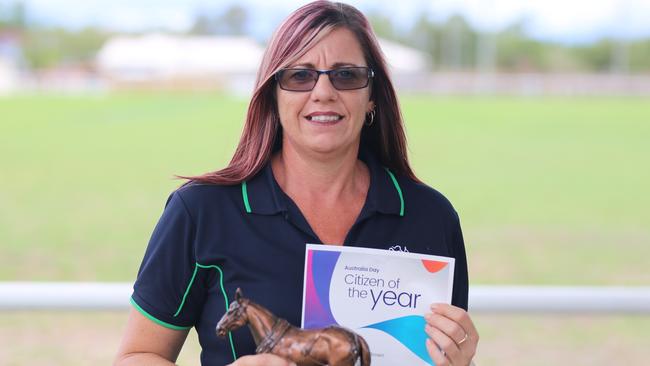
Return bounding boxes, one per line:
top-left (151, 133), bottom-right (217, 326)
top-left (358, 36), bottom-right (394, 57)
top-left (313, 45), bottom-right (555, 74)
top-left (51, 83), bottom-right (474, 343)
top-left (131, 150), bottom-right (468, 365)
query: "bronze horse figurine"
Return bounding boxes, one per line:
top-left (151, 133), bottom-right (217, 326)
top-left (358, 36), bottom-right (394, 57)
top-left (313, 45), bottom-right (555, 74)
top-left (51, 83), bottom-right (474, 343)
top-left (216, 288), bottom-right (371, 366)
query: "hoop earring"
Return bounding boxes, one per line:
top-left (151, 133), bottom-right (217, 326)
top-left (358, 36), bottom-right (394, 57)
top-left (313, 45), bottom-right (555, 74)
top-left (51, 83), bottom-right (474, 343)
top-left (365, 109), bottom-right (376, 126)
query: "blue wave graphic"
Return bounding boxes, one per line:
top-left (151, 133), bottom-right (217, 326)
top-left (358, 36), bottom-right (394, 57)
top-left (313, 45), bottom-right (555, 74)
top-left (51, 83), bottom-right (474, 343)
top-left (363, 315), bottom-right (435, 365)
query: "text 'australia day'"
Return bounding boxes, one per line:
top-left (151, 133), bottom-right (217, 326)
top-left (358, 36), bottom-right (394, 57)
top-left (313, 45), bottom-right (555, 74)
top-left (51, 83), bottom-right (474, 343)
top-left (344, 273), bottom-right (422, 311)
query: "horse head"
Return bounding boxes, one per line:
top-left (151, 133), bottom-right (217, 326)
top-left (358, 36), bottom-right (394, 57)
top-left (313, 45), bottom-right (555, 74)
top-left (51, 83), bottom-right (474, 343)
top-left (216, 288), bottom-right (249, 337)
top-left (215, 288), bottom-right (370, 366)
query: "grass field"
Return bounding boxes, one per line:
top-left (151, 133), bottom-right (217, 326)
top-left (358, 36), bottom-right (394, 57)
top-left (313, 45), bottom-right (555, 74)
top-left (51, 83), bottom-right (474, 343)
top-left (1, 93), bottom-right (649, 364)
top-left (1, 93), bottom-right (648, 283)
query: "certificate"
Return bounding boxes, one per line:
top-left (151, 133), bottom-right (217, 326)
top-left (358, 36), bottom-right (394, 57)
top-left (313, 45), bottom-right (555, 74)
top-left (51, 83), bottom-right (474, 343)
top-left (301, 244), bottom-right (455, 366)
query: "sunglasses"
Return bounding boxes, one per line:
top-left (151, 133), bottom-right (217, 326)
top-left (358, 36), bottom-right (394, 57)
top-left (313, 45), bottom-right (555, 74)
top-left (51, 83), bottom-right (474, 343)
top-left (275, 67), bottom-right (374, 91)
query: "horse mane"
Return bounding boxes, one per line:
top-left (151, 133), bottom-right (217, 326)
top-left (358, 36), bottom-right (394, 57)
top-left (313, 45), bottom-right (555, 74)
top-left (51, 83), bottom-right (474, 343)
top-left (246, 299), bottom-right (277, 323)
top-left (243, 299), bottom-right (283, 347)
top-left (255, 318), bottom-right (292, 354)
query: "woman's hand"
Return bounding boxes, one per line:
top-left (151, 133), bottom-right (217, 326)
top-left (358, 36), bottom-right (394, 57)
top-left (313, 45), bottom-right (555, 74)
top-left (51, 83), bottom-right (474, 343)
top-left (227, 353), bottom-right (296, 366)
top-left (424, 303), bottom-right (479, 366)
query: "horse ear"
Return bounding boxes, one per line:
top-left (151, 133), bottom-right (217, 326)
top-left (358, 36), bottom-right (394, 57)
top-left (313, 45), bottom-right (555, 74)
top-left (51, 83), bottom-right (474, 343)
top-left (235, 288), bottom-right (243, 302)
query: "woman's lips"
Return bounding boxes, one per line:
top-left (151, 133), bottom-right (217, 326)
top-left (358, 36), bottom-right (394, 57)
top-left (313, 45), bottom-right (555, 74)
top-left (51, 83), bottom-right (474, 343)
top-left (307, 114), bottom-right (343, 122)
top-left (305, 112), bottom-right (344, 123)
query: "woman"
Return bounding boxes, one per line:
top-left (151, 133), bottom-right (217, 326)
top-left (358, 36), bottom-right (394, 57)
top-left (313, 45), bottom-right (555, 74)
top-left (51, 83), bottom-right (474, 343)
top-left (115, 1), bottom-right (478, 365)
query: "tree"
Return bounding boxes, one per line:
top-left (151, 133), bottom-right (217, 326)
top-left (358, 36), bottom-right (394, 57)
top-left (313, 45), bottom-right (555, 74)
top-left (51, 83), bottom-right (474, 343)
top-left (220, 4), bottom-right (247, 36)
top-left (610, 39), bottom-right (629, 73)
top-left (408, 14), bottom-right (441, 69)
top-left (439, 15), bottom-right (477, 70)
top-left (190, 4), bottom-right (249, 36)
top-left (190, 14), bottom-right (216, 35)
top-left (495, 21), bottom-right (547, 72)
top-left (0, 1), bottom-right (28, 29)
top-left (572, 40), bottom-right (615, 72)
top-left (367, 12), bottom-right (398, 41)
top-left (22, 26), bottom-right (110, 69)
top-left (628, 39), bottom-right (650, 72)
top-left (476, 32), bottom-right (497, 73)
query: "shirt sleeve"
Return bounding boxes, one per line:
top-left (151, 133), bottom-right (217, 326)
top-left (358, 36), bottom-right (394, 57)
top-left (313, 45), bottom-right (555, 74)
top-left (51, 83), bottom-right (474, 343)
top-left (130, 191), bottom-right (205, 330)
top-left (450, 212), bottom-right (469, 311)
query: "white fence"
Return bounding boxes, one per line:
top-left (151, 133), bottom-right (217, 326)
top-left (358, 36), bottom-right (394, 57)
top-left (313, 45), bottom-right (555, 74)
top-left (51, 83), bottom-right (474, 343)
top-left (393, 72), bottom-right (650, 96)
top-left (1, 282), bottom-right (650, 313)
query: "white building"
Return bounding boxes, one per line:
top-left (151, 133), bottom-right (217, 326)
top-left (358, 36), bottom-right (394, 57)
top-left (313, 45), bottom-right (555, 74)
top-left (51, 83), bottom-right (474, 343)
top-left (376, 38), bottom-right (432, 91)
top-left (96, 34), bottom-right (265, 94)
top-left (0, 34), bottom-right (23, 95)
top-left (378, 38), bottom-right (431, 74)
top-left (0, 57), bottom-right (19, 94)
top-left (95, 33), bottom-right (431, 94)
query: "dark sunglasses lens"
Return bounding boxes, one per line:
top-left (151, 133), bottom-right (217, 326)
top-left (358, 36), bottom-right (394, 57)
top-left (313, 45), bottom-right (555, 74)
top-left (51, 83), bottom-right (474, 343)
top-left (277, 67), bottom-right (371, 91)
top-left (331, 68), bottom-right (369, 90)
top-left (280, 69), bottom-right (317, 91)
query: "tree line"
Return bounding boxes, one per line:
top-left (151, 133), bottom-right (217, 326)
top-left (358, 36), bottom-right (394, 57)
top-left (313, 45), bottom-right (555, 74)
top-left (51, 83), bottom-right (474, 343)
top-left (1, 2), bottom-right (649, 73)
top-left (377, 13), bottom-right (650, 73)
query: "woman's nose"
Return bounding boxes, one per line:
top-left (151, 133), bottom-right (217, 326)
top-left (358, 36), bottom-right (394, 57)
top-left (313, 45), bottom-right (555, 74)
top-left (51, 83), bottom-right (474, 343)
top-left (310, 73), bottom-right (338, 101)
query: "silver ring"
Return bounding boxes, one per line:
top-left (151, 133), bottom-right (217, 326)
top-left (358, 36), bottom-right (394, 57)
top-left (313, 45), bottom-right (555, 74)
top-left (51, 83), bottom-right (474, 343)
top-left (458, 333), bottom-right (469, 345)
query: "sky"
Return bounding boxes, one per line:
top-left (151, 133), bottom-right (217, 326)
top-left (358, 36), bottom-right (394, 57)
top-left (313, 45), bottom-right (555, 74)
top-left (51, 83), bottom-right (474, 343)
top-left (5, 0), bottom-right (650, 44)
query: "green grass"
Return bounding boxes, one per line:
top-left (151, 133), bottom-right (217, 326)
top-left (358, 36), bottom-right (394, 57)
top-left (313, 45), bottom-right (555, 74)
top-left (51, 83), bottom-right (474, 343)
top-left (1, 93), bottom-right (649, 284)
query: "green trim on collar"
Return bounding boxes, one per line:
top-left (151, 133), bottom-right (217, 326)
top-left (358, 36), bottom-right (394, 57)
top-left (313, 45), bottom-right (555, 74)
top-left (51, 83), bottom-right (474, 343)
top-left (384, 168), bottom-right (405, 216)
top-left (130, 297), bottom-right (191, 331)
top-left (241, 181), bottom-right (252, 213)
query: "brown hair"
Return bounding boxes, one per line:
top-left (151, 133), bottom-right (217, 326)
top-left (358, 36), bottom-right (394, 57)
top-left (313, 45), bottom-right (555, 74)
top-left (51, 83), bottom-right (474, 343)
top-left (182, 1), bottom-right (418, 185)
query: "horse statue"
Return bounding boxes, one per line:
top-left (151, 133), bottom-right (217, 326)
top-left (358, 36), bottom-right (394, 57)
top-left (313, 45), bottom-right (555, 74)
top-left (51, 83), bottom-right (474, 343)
top-left (216, 288), bottom-right (371, 366)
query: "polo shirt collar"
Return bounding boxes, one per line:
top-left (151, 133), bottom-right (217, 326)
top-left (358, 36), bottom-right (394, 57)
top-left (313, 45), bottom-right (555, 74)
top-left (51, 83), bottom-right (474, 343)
top-left (360, 149), bottom-right (404, 216)
top-left (242, 149), bottom-right (404, 217)
top-left (241, 163), bottom-right (287, 215)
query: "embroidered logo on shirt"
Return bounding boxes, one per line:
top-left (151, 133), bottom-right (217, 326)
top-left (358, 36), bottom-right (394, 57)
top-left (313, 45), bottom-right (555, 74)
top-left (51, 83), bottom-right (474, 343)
top-left (388, 245), bottom-right (409, 252)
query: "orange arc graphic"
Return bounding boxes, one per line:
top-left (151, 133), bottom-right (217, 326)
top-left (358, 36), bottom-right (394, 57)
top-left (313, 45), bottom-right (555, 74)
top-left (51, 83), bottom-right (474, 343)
top-left (421, 260), bottom-right (448, 273)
